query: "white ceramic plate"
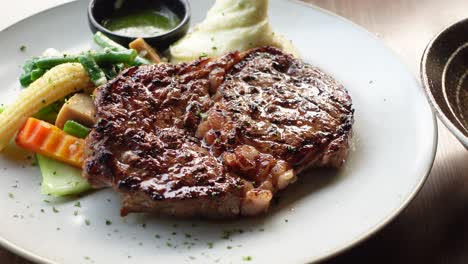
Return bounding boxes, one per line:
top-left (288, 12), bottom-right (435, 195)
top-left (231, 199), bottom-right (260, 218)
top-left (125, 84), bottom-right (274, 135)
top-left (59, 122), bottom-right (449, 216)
top-left (0, 0), bottom-right (437, 263)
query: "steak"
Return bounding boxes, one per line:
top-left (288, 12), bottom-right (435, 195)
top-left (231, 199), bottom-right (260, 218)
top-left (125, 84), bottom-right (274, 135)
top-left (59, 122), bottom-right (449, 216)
top-left (83, 47), bottom-right (354, 218)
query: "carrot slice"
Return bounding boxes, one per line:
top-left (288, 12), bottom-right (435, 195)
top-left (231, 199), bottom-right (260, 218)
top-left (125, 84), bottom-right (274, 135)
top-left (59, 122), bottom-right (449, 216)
top-left (16, 118), bottom-right (84, 168)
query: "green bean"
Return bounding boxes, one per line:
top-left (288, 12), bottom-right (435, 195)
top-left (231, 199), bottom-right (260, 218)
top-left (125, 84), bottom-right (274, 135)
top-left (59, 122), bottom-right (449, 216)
top-left (19, 58), bottom-right (39, 87)
top-left (35, 55), bottom-right (78, 69)
top-left (33, 100), bottom-right (63, 124)
top-left (23, 58), bottom-right (37, 72)
top-left (93, 32), bottom-right (126, 51)
top-left (31, 69), bottom-right (46, 82)
top-left (101, 64), bottom-right (118, 79)
top-left (133, 53), bottom-right (153, 66)
top-left (93, 31), bottom-right (152, 65)
top-left (35, 50), bottom-right (138, 71)
top-left (93, 49), bottom-right (137, 64)
top-left (115, 63), bottom-right (125, 73)
top-left (0, 106), bottom-right (5, 114)
top-left (63, 120), bottom-right (91, 138)
top-left (19, 72), bottom-right (33, 87)
top-left (78, 54), bottom-right (107, 86)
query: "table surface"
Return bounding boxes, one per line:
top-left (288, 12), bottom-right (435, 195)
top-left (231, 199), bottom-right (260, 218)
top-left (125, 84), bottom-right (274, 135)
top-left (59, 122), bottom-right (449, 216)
top-left (1, 0), bottom-right (468, 263)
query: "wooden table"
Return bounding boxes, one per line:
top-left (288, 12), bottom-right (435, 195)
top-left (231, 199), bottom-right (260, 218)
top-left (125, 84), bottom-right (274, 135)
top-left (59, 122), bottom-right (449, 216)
top-left (2, 0), bottom-right (468, 263)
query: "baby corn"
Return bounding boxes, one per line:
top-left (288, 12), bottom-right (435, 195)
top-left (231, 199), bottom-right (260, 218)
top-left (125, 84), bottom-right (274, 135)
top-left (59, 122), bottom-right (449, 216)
top-left (0, 63), bottom-right (92, 151)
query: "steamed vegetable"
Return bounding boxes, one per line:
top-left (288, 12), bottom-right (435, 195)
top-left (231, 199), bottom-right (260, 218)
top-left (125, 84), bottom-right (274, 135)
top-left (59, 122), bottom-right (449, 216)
top-left (93, 32), bottom-right (152, 65)
top-left (19, 59), bottom-right (39, 87)
top-left (30, 68), bottom-right (46, 82)
top-left (0, 63), bottom-right (92, 151)
top-left (34, 55), bottom-right (78, 69)
top-left (55, 93), bottom-right (96, 129)
top-left (32, 100), bottom-right (64, 124)
top-left (37, 154), bottom-right (90, 196)
top-left (79, 54), bottom-right (107, 86)
top-left (34, 50), bottom-right (138, 69)
top-left (129, 38), bottom-right (161, 63)
top-left (19, 49), bottom-right (139, 88)
top-left (15, 118), bottom-right (84, 168)
top-left (170, 0), bottom-right (299, 62)
top-left (19, 72), bottom-right (33, 87)
top-left (63, 120), bottom-right (91, 139)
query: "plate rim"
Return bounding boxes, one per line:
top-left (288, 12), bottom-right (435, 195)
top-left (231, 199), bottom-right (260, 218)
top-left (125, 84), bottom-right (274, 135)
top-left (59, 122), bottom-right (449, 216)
top-left (0, 0), bottom-right (438, 263)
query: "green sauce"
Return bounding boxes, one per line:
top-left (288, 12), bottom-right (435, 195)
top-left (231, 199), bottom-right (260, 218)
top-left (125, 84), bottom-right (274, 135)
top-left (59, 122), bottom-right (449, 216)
top-left (102, 8), bottom-right (180, 37)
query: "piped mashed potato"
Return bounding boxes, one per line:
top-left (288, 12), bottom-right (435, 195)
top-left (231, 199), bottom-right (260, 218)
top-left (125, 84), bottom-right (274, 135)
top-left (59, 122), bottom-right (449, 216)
top-left (170, 0), bottom-right (299, 62)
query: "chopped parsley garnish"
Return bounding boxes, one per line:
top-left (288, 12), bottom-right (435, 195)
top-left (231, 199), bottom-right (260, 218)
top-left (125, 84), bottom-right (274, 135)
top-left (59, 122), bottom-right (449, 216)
top-left (221, 230), bottom-right (233, 239)
top-left (74, 202), bottom-right (81, 207)
top-left (199, 112), bottom-right (208, 121)
top-left (52, 207), bottom-right (59, 213)
top-left (105, 220), bottom-right (112, 226)
top-left (8, 193), bottom-right (14, 199)
top-left (207, 242), bottom-right (214, 248)
top-left (19, 45), bottom-right (26, 52)
top-left (287, 146), bottom-right (296, 153)
top-left (242, 256), bottom-right (252, 261)
top-left (85, 219), bottom-right (91, 226)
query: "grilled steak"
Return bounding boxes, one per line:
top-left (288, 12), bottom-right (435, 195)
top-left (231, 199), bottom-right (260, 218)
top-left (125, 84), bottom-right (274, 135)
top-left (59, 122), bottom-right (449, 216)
top-left (83, 47), bottom-right (354, 218)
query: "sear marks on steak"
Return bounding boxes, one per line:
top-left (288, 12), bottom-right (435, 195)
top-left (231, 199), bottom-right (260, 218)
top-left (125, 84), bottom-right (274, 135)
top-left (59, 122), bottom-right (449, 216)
top-left (83, 47), bottom-right (354, 218)
top-left (198, 48), bottom-right (353, 170)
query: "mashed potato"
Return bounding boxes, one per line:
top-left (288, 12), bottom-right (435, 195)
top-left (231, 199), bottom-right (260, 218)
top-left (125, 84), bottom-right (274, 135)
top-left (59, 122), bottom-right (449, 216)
top-left (170, 0), bottom-right (299, 62)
